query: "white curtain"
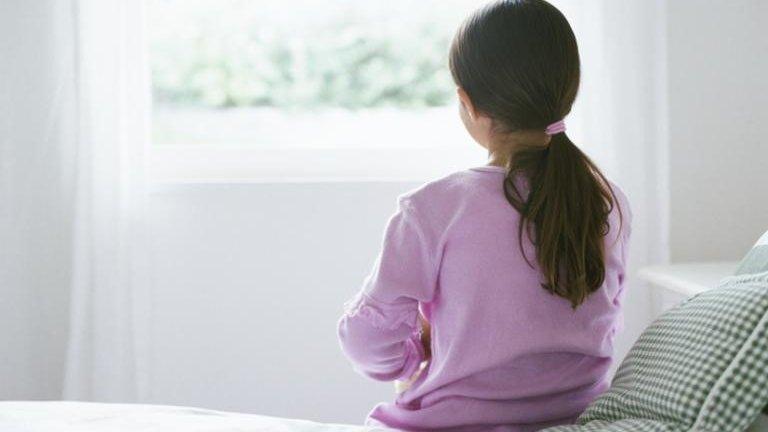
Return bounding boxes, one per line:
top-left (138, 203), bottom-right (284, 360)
top-left (2, 0), bottom-right (156, 401)
top-left (61, 0), bottom-right (152, 401)
top-left (1, 0), bottom-right (151, 401)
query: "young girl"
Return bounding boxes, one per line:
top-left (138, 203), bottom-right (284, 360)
top-left (338, 1), bottom-right (631, 430)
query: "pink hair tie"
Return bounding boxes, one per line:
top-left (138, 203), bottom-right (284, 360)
top-left (545, 119), bottom-right (566, 136)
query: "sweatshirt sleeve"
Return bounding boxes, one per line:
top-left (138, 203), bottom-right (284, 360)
top-left (337, 196), bottom-right (439, 381)
top-left (616, 186), bottom-right (633, 285)
top-left (611, 184), bottom-right (633, 313)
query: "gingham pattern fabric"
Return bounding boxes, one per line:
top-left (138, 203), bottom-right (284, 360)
top-left (692, 272), bottom-right (768, 431)
top-left (543, 270), bottom-right (768, 432)
top-left (543, 419), bottom-right (683, 432)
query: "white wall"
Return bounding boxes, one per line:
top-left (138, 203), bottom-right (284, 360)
top-left (0, 0), bottom-right (72, 400)
top-left (667, 0), bottom-right (768, 261)
top-left (146, 183), bottom-right (418, 423)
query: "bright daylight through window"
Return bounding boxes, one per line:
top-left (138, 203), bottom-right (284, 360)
top-left (149, 0), bottom-right (485, 181)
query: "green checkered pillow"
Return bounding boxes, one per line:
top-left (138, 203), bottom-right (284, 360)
top-left (736, 231), bottom-right (768, 276)
top-left (544, 233), bottom-right (768, 432)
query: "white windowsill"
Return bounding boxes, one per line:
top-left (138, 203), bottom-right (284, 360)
top-left (149, 145), bottom-right (485, 184)
top-left (639, 261), bottom-right (740, 316)
top-left (638, 261), bottom-right (739, 298)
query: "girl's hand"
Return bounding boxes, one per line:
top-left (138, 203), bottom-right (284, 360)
top-left (419, 314), bottom-right (431, 361)
top-left (394, 314), bottom-right (432, 394)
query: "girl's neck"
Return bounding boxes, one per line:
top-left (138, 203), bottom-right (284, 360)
top-left (485, 129), bottom-right (551, 168)
top-left (486, 151), bottom-right (512, 168)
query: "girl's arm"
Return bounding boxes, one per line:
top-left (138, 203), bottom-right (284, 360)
top-left (337, 197), bottom-right (438, 381)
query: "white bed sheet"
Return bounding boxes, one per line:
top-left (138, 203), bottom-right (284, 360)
top-left (0, 402), bottom-right (397, 432)
top-left (3, 401), bottom-right (765, 431)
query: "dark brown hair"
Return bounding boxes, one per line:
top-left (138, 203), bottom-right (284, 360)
top-left (449, 0), bottom-right (619, 308)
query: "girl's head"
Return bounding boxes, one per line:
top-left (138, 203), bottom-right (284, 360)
top-left (450, 0), bottom-right (618, 308)
top-left (450, 0), bottom-right (579, 147)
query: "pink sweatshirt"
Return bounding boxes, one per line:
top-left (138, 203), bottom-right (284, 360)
top-left (338, 165), bottom-right (631, 432)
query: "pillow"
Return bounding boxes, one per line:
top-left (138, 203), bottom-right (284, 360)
top-left (748, 408), bottom-right (768, 432)
top-left (544, 231), bottom-right (768, 432)
top-left (736, 230), bottom-right (768, 275)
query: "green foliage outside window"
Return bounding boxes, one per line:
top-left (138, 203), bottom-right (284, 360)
top-left (151, 0), bottom-right (463, 110)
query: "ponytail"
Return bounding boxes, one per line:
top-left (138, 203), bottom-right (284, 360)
top-left (503, 133), bottom-right (619, 308)
top-left (448, 0), bottom-right (618, 307)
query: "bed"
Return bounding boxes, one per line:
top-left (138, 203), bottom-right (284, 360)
top-left (0, 402), bottom-right (397, 432)
top-left (1, 401), bottom-right (766, 431)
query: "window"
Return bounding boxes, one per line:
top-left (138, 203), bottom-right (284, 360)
top-left (149, 0), bottom-right (486, 182)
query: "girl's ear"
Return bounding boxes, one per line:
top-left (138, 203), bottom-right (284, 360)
top-left (457, 87), bottom-right (478, 121)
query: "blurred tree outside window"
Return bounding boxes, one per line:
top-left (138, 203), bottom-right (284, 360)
top-left (150, 0), bottom-right (480, 149)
